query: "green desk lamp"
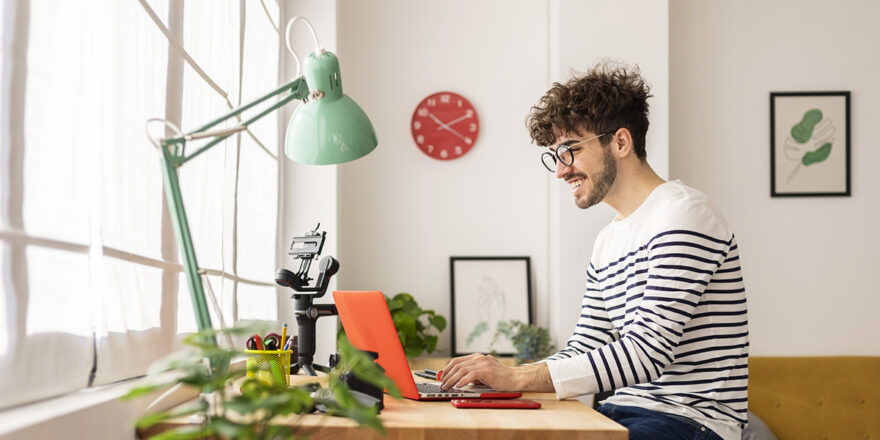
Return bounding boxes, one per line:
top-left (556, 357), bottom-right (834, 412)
top-left (152, 18), bottom-right (376, 344)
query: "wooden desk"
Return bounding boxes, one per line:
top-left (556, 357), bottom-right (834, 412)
top-left (140, 373), bottom-right (627, 440)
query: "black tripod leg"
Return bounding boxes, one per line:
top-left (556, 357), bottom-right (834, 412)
top-left (311, 364), bottom-right (331, 374)
top-left (301, 363), bottom-right (317, 376)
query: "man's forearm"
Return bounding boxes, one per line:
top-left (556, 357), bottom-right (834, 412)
top-left (515, 362), bottom-right (555, 393)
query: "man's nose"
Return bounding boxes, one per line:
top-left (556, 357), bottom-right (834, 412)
top-left (555, 160), bottom-right (571, 179)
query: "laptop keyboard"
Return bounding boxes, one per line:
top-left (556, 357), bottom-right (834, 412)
top-left (417, 382), bottom-right (466, 394)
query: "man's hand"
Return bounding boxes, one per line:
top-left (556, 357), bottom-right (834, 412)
top-left (439, 353), bottom-right (555, 393)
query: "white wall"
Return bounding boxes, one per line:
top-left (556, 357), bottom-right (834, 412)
top-left (335, 0), bottom-right (669, 353)
top-left (336, 0), bottom-right (551, 354)
top-left (670, 0), bottom-right (880, 355)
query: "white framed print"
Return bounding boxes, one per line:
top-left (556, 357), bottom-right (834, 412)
top-left (450, 256), bottom-right (532, 357)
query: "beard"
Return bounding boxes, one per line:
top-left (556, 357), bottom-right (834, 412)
top-left (575, 146), bottom-right (618, 209)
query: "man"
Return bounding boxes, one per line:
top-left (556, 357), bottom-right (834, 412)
top-left (440, 61), bottom-right (748, 440)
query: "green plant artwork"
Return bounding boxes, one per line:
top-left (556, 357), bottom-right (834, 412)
top-left (123, 323), bottom-right (399, 440)
top-left (784, 108), bottom-right (835, 183)
top-left (466, 321), bottom-right (489, 347)
top-left (339, 292), bottom-right (446, 358)
top-left (790, 108), bottom-right (823, 143)
top-left (466, 320), bottom-right (555, 364)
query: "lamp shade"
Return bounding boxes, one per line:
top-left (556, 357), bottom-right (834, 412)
top-left (285, 49), bottom-right (377, 165)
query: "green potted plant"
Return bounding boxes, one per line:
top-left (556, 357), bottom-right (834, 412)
top-left (123, 324), bottom-right (399, 439)
top-left (385, 292), bottom-right (447, 358)
top-left (467, 320), bottom-right (555, 364)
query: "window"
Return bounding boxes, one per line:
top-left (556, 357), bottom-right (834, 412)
top-left (0, 0), bottom-right (281, 409)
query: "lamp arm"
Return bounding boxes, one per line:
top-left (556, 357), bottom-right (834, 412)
top-left (156, 76), bottom-right (309, 342)
top-left (161, 76), bottom-right (310, 167)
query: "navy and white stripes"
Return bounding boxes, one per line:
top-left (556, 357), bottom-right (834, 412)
top-left (544, 181), bottom-right (748, 440)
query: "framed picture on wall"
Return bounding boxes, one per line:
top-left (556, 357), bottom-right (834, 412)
top-left (770, 91), bottom-right (851, 197)
top-left (450, 256), bottom-right (532, 357)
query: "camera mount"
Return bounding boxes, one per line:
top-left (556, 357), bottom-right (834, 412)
top-left (275, 223), bottom-right (339, 376)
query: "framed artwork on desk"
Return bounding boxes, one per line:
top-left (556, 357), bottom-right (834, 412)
top-left (770, 91), bottom-right (851, 197)
top-left (450, 256), bottom-right (532, 357)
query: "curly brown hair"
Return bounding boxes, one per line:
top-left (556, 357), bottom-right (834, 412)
top-left (526, 60), bottom-right (652, 159)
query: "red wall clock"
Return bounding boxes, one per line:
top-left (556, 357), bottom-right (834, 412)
top-left (410, 91), bottom-right (480, 160)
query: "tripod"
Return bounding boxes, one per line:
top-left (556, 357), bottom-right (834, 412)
top-left (274, 224), bottom-right (339, 376)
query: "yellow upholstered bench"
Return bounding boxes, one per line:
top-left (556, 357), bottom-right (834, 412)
top-left (748, 356), bottom-right (880, 440)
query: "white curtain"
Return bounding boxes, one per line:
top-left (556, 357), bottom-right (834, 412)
top-left (0, 0), bottom-right (282, 408)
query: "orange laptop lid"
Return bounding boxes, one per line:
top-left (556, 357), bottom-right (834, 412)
top-left (333, 291), bottom-right (419, 399)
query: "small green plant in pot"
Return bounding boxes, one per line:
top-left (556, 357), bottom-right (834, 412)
top-left (386, 292), bottom-right (447, 358)
top-left (468, 320), bottom-right (555, 364)
top-left (494, 320), bottom-right (555, 364)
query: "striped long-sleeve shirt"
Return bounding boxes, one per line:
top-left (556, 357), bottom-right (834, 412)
top-left (545, 180), bottom-right (748, 440)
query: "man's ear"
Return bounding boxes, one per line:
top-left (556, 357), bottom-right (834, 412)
top-left (612, 128), bottom-right (634, 158)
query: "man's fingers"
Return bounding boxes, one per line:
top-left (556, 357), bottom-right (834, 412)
top-left (440, 353), bottom-right (481, 375)
top-left (455, 371), bottom-right (481, 389)
top-left (440, 354), bottom-right (486, 389)
top-left (441, 365), bottom-right (468, 390)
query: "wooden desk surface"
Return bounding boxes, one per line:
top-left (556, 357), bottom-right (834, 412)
top-left (140, 372), bottom-right (627, 440)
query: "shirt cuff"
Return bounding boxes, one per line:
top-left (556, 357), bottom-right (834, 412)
top-left (546, 356), bottom-right (600, 400)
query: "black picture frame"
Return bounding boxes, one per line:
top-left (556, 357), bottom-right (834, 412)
top-left (770, 91), bottom-right (851, 197)
top-left (449, 256), bottom-right (532, 357)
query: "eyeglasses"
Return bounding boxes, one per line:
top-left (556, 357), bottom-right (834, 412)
top-left (540, 132), bottom-right (610, 172)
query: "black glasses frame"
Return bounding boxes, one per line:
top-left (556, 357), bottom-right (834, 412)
top-left (540, 132), bottom-right (611, 172)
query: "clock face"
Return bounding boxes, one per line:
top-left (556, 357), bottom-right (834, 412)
top-left (410, 91), bottom-right (479, 160)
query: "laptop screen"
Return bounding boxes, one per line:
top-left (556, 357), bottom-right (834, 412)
top-left (333, 290), bottom-right (420, 399)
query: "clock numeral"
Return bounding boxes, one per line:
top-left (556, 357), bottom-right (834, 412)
top-left (454, 146), bottom-right (463, 155)
top-left (427, 98), bottom-right (437, 107)
top-left (457, 100), bottom-right (463, 108)
top-left (465, 109), bottom-right (474, 117)
top-left (469, 123), bottom-right (477, 132)
top-left (427, 144), bottom-right (434, 153)
top-left (440, 94), bottom-right (451, 103)
top-left (440, 149), bottom-right (449, 159)
top-left (413, 121), bottom-right (422, 130)
top-left (417, 134), bottom-right (425, 144)
top-left (464, 137), bottom-right (472, 145)
top-left (418, 108), bottom-right (428, 117)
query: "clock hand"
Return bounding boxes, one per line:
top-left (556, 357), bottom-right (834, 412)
top-left (427, 112), bottom-right (468, 140)
top-left (437, 113), bottom-right (471, 130)
top-left (426, 112), bottom-right (450, 129)
top-left (439, 124), bottom-right (467, 141)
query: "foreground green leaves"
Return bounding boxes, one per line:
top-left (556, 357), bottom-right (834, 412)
top-left (123, 323), bottom-right (398, 439)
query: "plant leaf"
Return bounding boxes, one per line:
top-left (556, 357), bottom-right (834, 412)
top-left (424, 334), bottom-right (438, 354)
top-left (135, 399), bottom-right (208, 429)
top-left (142, 424), bottom-right (212, 440)
top-left (429, 315), bottom-right (447, 331)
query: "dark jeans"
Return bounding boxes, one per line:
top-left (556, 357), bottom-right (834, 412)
top-left (598, 404), bottom-right (724, 440)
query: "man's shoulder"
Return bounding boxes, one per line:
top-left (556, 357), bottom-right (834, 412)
top-left (591, 181), bottom-right (735, 264)
top-left (648, 181), bottom-right (733, 239)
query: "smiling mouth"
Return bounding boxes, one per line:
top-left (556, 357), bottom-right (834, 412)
top-left (568, 177), bottom-right (585, 193)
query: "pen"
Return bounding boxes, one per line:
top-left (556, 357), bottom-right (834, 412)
top-left (283, 335), bottom-right (293, 351)
top-left (281, 323), bottom-right (287, 351)
top-left (414, 370), bottom-right (437, 380)
top-left (425, 369), bottom-right (443, 380)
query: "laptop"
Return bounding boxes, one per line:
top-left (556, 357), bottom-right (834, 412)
top-left (333, 290), bottom-right (522, 400)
